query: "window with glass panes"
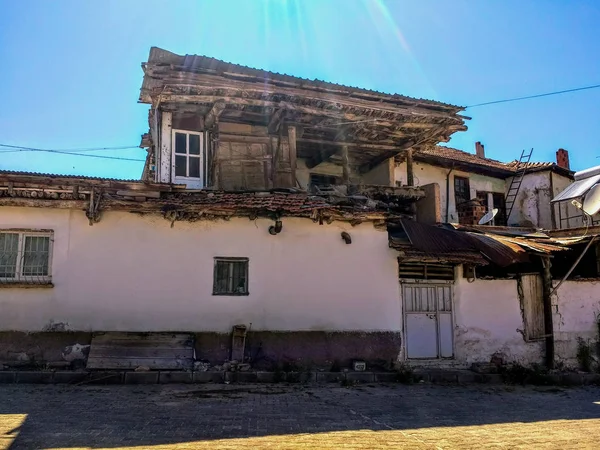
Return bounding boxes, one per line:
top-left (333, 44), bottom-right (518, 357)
top-left (213, 257), bottom-right (249, 295)
top-left (172, 130), bottom-right (202, 182)
top-left (0, 231), bottom-right (52, 283)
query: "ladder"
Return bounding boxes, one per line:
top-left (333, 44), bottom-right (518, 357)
top-left (505, 148), bottom-right (533, 223)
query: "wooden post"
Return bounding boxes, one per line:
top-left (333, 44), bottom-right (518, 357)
top-left (287, 125), bottom-right (297, 187)
top-left (159, 111), bottom-right (172, 184)
top-left (341, 145), bottom-right (350, 185)
top-left (406, 148), bottom-right (414, 186)
top-left (541, 256), bottom-right (555, 369)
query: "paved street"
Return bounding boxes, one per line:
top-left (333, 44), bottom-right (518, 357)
top-left (1, 383), bottom-right (600, 449)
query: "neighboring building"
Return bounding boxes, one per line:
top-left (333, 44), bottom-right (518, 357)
top-left (395, 143), bottom-right (574, 229)
top-left (0, 47), bottom-right (598, 374)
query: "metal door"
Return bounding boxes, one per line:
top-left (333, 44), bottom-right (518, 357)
top-left (403, 284), bottom-right (453, 359)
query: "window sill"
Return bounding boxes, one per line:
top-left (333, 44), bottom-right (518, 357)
top-left (0, 282), bottom-right (54, 289)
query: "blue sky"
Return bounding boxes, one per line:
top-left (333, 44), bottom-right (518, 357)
top-left (1, 0), bottom-right (599, 179)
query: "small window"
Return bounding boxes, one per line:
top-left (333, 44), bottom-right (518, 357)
top-left (0, 231), bottom-right (53, 285)
top-left (213, 257), bottom-right (249, 295)
top-left (454, 176), bottom-right (471, 207)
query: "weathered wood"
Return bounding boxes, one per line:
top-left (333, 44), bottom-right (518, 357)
top-left (204, 100), bottom-right (226, 129)
top-left (341, 145), bottom-right (350, 185)
top-left (116, 190), bottom-right (161, 199)
top-left (287, 125), bottom-right (298, 186)
top-left (87, 332), bottom-right (194, 370)
top-left (298, 138), bottom-right (398, 151)
top-left (268, 108), bottom-right (284, 133)
top-left (406, 148), bottom-right (414, 186)
top-left (540, 257), bottom-right (554, 369)
top-left (159, 111), bottom-right (172, 183)
top-left (219, 133), bottom-right (271, 144)
top-left (0, 198), bottom-right (87, 208)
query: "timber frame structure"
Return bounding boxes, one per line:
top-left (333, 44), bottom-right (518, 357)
top-left (139, 47), bottom-right (469, 189)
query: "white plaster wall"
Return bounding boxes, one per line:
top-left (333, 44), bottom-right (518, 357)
top-left (395, 162), bottom-right (505, 223)
top-left (507, 171), bottom-right (551, 228)
top-left (552, 280), bottom-right (600, 366)
top-left (452, 269), bottom-right (543, 365)
top-left (0, 207), bottom-right (401, 333)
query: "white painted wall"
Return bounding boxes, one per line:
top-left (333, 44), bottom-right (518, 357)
top-left (552, 280), bottom-right (600, 366)
top-left (507, 171), bottom-right (552, 228)
top-left (395, 161), bottom-right (506, 223)
top-left (0, 207), bottom-right (401, 333)
top-left (452, 268), bottom-right (544, 365)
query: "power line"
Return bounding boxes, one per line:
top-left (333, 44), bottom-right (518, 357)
top-left (466, 83), bottom-right (600, 108)
top-left (0, 144), bottom-right (145, 162)
top-left (0, 143), bottom-right (140, 152)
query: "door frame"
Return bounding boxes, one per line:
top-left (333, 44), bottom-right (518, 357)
top-left (401, 279), bottom-right (456, 360)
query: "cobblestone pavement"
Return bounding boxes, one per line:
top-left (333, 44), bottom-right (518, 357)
top-left (1, 383), bottom-right (600, 449)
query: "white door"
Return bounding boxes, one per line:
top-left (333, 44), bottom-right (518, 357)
top-left (403, 284), bottom-right (453, 359)
top-left (172, 130), bottom-right (203, 188)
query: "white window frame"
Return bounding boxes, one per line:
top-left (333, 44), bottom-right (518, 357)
top-left (171, 129), bottom-right (204, 188)
top-left (0, 230), bottom-right (53, 284)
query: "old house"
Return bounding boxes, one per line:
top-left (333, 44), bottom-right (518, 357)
top-left (0, 47), bottom-right (598, 376)
top-left (0, 47), bottom-right (468, 371)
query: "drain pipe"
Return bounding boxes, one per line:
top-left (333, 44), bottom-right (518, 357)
top-left (445, 167), bottom-right (453, 223)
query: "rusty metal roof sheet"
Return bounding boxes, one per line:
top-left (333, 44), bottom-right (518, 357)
top-left (390, 220), bottom-right (568, 267)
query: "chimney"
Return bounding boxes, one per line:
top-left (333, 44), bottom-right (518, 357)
top-left (556, 148), bottom-right (570, 170)
top-left (475, 141), bottom-right (485, 158)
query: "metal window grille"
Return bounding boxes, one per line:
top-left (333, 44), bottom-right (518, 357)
top-left (0, 231), bottom-right (53, 285)
top-left (213, 257), bottom-right (249, 295)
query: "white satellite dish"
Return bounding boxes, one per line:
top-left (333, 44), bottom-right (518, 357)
top-left (478, 208), bottom-right (499, 225)
top-left (582, 183), bottom-right (600, 216)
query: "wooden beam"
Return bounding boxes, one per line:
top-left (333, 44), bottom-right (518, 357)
top-left (158, 111), bottom-right (173, 183)
top-left (287, 125), bottom-right (298, 186)
top-left (406, 148), bottom-right (414, 186)
top-left (268, 108), bottom-right (284, 133)
top-left (297, 138), bottom-right (398, 151)
top-left (341, 145), bottom-right (350, 185)
top-left (204, 100), bottom-right (226, 129)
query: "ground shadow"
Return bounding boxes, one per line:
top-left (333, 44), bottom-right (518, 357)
top-left (2, 383), bottom-right (600, 449)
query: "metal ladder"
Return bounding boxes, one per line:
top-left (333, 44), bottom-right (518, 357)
top-left (505, 148), bottom-right (533, 223)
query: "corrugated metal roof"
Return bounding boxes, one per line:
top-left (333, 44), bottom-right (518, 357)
top-left (399, 219), bottom-right (479, 253)
top-left (551, 174), bottom-right (600, 202)
top-left (0, 169), bottom-right (142, 183)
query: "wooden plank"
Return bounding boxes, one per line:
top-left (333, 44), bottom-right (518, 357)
top-left (341, 145), bottom-right (350, 185)
top-left (159, 111), bottom-right (172, 183)
top-left (85, 357), bottom-right (193, 370)
top-left (287, 125), bottom-right (297, 187)
top-left (87, 332), bottom-right (194, 370)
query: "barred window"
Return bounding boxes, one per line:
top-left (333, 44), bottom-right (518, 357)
top-left (213, 257), bottom-right (248, 295)
top-left (0, 231), bottom-right (53, 284)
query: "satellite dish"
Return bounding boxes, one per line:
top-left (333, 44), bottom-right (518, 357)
top-left (478, 208), bottom-right (499, 225)
top-left (582, 183), bottom-right (600, 216)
